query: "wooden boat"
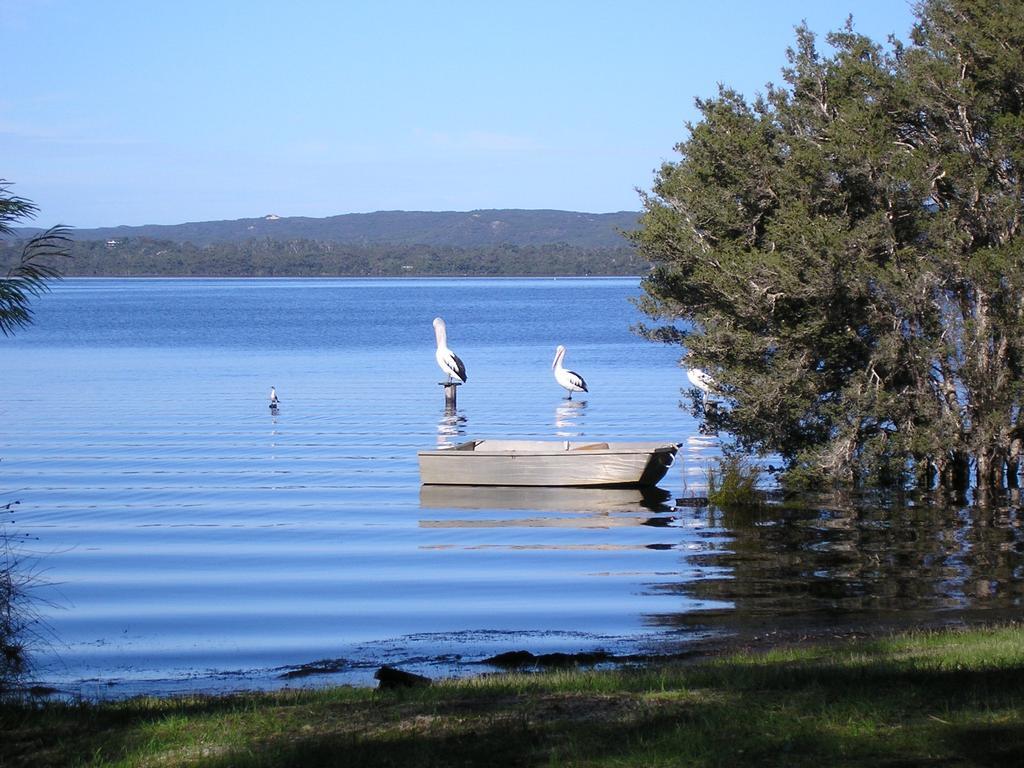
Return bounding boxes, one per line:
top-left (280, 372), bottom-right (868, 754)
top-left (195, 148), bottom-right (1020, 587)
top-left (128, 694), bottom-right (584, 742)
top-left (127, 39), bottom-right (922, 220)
top-left (418, 439), bottom-right (678, 487)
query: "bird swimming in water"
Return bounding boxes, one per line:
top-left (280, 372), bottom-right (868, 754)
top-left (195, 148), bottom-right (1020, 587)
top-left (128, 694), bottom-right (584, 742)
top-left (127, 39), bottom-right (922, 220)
top-left (552, 344), bottom-right (588, 399)
top-left (269, 386), bottom-right (280, 410)
top-left (433, 317), bottom-right (467, 384)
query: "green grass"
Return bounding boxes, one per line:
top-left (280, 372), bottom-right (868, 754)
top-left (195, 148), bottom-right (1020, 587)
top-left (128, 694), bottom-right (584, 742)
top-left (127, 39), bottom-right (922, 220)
top-left (2, 624), bottom-right (1023, 767)
top-left (706, 455), bottom-right (763, 507)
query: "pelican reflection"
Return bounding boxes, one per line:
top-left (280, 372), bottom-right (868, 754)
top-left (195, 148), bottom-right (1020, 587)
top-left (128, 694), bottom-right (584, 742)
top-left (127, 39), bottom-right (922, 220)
top-left (554, 398), bottom-right (587, 436)
top-left (437, 405), bottom-right (467, 447)
top-left (680, 433), bottom-right (721, 494)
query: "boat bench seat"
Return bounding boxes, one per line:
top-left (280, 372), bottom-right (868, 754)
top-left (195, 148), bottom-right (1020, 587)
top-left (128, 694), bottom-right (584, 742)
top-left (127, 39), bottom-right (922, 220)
top-left (571, 442), bottom-right (610, 451)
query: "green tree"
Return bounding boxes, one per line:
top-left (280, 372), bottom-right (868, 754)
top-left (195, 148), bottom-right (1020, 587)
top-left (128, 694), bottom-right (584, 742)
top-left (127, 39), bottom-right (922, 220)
top-left (633, 0), bottom-right (1024, 492)
top-left (0, 180), bottom-right (69, 335)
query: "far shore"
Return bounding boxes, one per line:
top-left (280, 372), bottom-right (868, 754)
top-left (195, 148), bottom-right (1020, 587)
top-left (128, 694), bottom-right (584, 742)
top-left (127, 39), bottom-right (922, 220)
top-left (45, 274), bottom-right (647, 280)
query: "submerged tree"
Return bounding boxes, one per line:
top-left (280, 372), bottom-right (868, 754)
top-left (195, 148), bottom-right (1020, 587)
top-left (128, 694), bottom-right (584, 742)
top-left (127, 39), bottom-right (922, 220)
top-left (1, 503), bottom-right (32, 695)
top-left (633, 0), bottom-right (1024, 492)
top-left (0, 180), bottom-right (69, 335)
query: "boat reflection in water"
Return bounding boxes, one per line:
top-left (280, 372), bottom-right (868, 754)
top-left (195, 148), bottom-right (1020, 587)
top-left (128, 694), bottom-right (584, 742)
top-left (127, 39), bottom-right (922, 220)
top-left (420, 484), bottom-right (672, 512)
top-left (419, 484), bottom-right (675, 530)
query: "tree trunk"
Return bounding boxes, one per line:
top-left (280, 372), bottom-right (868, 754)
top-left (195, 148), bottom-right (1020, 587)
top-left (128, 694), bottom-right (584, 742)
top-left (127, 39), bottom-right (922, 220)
top-left (975, 450), bottom-right (991, 491)
top-left (943, 451), bottom-right (970, 494)
top-left (993, 454), bottom-right (1006, 490)
top-left (916, 456), bottom-right (936, 490)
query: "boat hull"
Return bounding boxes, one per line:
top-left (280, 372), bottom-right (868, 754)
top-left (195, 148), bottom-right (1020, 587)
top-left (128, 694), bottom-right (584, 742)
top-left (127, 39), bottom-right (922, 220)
top-left (418, 440), bottom-right (678, 487)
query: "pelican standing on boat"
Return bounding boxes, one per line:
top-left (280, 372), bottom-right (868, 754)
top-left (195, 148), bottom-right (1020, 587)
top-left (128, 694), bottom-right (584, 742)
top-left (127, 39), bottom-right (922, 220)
top-left (433, 317), bottom-right (467, 384)
top-left (552, 345), bottom-right (588, 399)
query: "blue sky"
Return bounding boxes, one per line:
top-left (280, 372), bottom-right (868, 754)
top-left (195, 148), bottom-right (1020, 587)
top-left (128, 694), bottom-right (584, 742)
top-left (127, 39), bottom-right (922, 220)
top-left (2, 1), bottom-right (917, 228)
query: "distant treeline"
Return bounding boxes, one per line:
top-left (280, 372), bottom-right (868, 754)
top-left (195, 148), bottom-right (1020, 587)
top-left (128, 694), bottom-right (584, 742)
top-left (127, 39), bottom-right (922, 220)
top-left (0, 237), bottom-right (648, 277)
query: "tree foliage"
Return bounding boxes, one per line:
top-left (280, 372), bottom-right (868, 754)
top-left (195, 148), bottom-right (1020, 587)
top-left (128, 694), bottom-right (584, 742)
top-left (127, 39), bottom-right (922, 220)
top-left (633, 0), bottom-right (1024, 491)
top-left (0, 181), bottom-right (69, 336)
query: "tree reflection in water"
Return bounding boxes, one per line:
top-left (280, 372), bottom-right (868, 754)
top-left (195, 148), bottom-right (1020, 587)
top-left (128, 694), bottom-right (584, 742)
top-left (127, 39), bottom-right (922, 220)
top-left (648, 499), bottom-right (1024, 636)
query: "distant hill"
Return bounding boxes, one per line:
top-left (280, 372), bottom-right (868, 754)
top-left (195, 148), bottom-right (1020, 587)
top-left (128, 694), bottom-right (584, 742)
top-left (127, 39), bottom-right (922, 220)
top-left (3, 209), bottom-right (648, 277)
top-left (16, 209), bottom-right (640, 248)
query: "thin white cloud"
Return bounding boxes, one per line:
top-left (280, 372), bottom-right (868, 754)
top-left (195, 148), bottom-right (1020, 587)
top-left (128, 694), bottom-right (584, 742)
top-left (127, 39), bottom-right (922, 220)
top-left (420, 129), bottom-right (544, 153)
top-left (0, 119), bottom-right (147, 148)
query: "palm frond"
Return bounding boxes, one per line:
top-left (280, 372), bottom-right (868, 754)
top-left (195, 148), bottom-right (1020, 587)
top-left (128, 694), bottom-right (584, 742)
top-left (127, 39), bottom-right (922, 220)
top-left (0, 226), bottom-right (71, 336)
top-left (0, 181), bottom-right (39, 237)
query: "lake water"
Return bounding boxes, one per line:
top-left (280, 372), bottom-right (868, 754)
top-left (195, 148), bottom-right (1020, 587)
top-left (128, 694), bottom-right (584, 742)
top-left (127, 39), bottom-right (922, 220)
top-left (2, 278), bottom-right (1022, 697)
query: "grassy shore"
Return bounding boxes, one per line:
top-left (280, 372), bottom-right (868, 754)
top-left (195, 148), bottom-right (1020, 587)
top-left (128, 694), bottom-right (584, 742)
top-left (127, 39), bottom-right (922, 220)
top-left (2, 624), bottom-right (1022, 767)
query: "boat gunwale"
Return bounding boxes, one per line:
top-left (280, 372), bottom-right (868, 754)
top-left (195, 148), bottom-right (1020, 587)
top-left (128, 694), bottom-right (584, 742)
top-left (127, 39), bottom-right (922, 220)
top-left (417, 442), bottom-right (680, 458)
top-left (419, 480), bottom-right (661, 488)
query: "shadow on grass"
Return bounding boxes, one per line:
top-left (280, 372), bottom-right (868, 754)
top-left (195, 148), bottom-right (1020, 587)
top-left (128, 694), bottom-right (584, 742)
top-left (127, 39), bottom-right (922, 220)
top-left (180, 663), bottom-right (1024, 768)
top-left (3, 645), bottom-right (1024, 767)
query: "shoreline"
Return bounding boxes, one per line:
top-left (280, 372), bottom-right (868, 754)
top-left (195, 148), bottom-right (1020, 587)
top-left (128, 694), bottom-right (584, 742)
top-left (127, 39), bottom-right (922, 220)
top-left (17, 612), bottom-right (1017, 703)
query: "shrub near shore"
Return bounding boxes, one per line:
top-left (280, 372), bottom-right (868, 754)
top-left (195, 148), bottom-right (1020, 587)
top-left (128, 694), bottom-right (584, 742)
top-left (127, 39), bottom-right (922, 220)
top-left (2, 624), bottom-right (1022, 767)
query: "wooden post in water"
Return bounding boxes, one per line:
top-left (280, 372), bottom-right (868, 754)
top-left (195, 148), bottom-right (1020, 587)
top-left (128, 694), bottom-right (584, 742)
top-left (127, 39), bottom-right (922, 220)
top-left (440, 381), bottom-right (461, 409)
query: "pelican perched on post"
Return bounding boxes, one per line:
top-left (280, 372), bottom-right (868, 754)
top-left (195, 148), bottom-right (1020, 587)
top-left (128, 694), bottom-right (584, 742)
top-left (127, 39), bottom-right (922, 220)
top-left (269, 386), bottom-right (280, 410)
top-left (432, 317), bottom-right (467, 384)
top-left (552, 345), bottom-right (588, 399)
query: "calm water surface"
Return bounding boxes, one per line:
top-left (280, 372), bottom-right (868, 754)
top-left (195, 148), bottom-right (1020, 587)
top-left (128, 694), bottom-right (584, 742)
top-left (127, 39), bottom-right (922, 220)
top-left (2, 278), bottom-right (1022, 697)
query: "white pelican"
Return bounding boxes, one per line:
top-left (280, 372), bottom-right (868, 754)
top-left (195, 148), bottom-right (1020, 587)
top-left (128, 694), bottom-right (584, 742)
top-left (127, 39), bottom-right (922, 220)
top-left (432, 317), bottom-right (467, 384)
top-left (686, 367), bottom-right (716, 394)
top-left (552, 344), bottom-right (588, 399)
top-left (269, 386), bottom-right (280, 409)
